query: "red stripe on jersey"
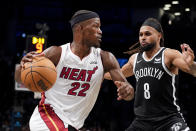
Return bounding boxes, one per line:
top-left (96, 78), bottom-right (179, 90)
top-left (39, 92), bottom-right (45, 105)
top-left (38, 93), bottom-right (68, 131)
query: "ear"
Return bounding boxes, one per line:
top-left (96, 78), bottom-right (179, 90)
top-left (73, 24), bottom-right (82, 32)
top-left (158, 32), bottom-right (162, 41)
top-left (78, 24), bottom-right (83, 30)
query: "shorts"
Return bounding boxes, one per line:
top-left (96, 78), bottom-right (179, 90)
top-left (29, 105), bottom-right (70, 131)
top-left (125, 113), bottom-right (191, 131)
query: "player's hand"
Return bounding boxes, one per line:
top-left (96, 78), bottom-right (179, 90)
top-left (181, 43), bottom-right (195, 67)
top-left (114, 81), bottom-right (134, 101)
top-left (20, 51), bottom-right (45, 68)
top-left (104, 72), bottom-right (112, 80)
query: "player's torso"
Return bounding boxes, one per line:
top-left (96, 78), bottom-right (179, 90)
top-left (133, 47), bottom-right (180, 118)
top-left (44, 43), bottom-right (104, 128)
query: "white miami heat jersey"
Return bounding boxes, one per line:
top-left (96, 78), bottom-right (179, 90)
top-left (44, 43), bottom-right (104, 129)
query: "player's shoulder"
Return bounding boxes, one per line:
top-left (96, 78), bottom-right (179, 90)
top-left (100, 50), bottom-right (119, 71)
top-left (44, 45), bottom-right (62, 66)
top-left (130, 53), bottom-right (138, 59)
top-left (164, 48), bottom-right (181, 56)
top-left (44, 46), bottom-right (61, 56)
top-left (100, 49), bottom-right (113, 58)
top-left (128, 53), bottom-right (138, 63)
top-left (165, 47), bottom-right (178, 52)
top-left (47, 43), bottom-right (70, 51)
top-left (48, 45), bottom-right (62, 51)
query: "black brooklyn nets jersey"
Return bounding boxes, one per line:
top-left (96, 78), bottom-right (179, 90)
top-left (133, 47), bottom-right (180, 118)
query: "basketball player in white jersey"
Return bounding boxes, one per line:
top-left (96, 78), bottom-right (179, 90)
top-left (105, 18), bottom-right (196, 131)
top-left (15, 10), bottom-right (134, 131)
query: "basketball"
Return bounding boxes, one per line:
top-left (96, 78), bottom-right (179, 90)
top-left (21, 56), bottom-right (57, 92)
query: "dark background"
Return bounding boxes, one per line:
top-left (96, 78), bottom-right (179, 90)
top-left (0, 0), bottom-right (196, 130)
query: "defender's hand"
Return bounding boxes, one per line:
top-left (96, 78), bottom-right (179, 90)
top-left (181, 43), bottom-right (195, 67)
top-left (115, 81), bottom-right (134, 101)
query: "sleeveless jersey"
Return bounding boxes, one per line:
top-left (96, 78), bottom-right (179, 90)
top-left (133, 47), bottom-right (180, 118)
top-left (42, 43), bottom-right (104, 129)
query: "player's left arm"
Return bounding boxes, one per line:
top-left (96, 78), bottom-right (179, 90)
top-left (170, 43), bottom-right (196, 76)
top-left (101, 50), bottom-right (134, 101)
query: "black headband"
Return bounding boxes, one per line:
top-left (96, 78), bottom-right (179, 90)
top-left (142, 18), bottom-right (162, 33)
top-left (69, 12), bottom-right (99, 27)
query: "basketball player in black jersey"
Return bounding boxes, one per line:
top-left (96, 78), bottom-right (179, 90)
top-left (105, 18), bottom-right (196, 131)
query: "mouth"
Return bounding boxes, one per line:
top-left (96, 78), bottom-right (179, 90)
top-left (141, 42), bottom-right (148, 46)
top-left (97, 36), bottom-right (102, 42)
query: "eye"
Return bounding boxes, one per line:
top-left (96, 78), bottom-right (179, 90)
top-left (95, 24), bottom-right (100, 28)
top-left (145, 32), bottom-right (151, 36)
top-left (93, 22), bottom-right (100, 28)
top-left (139, 33), bottom-right (143, 37)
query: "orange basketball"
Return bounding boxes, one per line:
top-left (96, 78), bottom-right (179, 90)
top-left (21, 56), bottom-right (57, 92)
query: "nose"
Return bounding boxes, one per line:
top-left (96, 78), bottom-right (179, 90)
top-left (98, 28), bottom-right (102, 35)
top-left (140, 35), bottom-right (146, 41)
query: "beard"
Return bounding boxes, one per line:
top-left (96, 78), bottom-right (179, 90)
top-left (85, 39), bottom-right (100, 48)
top-left (92, 41), bottom-right (101, 48)
top-left (91, 42), bottom-right (100, 48)
top-left (141, 42), bottom-right (155, 51)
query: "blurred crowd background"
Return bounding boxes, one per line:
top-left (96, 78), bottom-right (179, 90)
top-left (0, 0), bottom-right (196, 130)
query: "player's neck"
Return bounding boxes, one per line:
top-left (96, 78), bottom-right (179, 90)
top-left (144, 46), bottom-right (161, 59)
top-left (70, 42), bottom-right (91, 60)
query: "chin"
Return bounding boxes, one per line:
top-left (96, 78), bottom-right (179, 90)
top-left (141, 43), bottom-right (155, 51)
top-left (93, 43), bottom-right (100, 48)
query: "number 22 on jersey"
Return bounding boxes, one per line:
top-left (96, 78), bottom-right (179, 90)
top-left (68, 82), bottom-right (90, 97)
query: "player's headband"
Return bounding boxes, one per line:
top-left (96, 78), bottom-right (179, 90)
top-left (141, 18), bottom-right (162, 33)
top-left (69, 12), bottom-right (99, 28)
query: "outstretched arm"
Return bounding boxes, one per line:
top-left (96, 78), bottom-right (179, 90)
top-left (168, 43), bottom-right (196, 76)
top-left (101, 50), bottom-right (134, 101)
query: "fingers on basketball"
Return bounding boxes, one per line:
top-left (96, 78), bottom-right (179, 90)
top-left (21, 56), bottom-right (57, 92)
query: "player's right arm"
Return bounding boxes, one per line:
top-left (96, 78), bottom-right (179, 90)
top-left (42, 46), bottom-right (61, 66)
top-left (101, 50), bottom-right (134, 101)
top-left (14, 46), bottom-right (61, 83)
top-left (104, 53), bottom-right (136, 80)
top-left (121, 54), bottom-right (136, 77)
